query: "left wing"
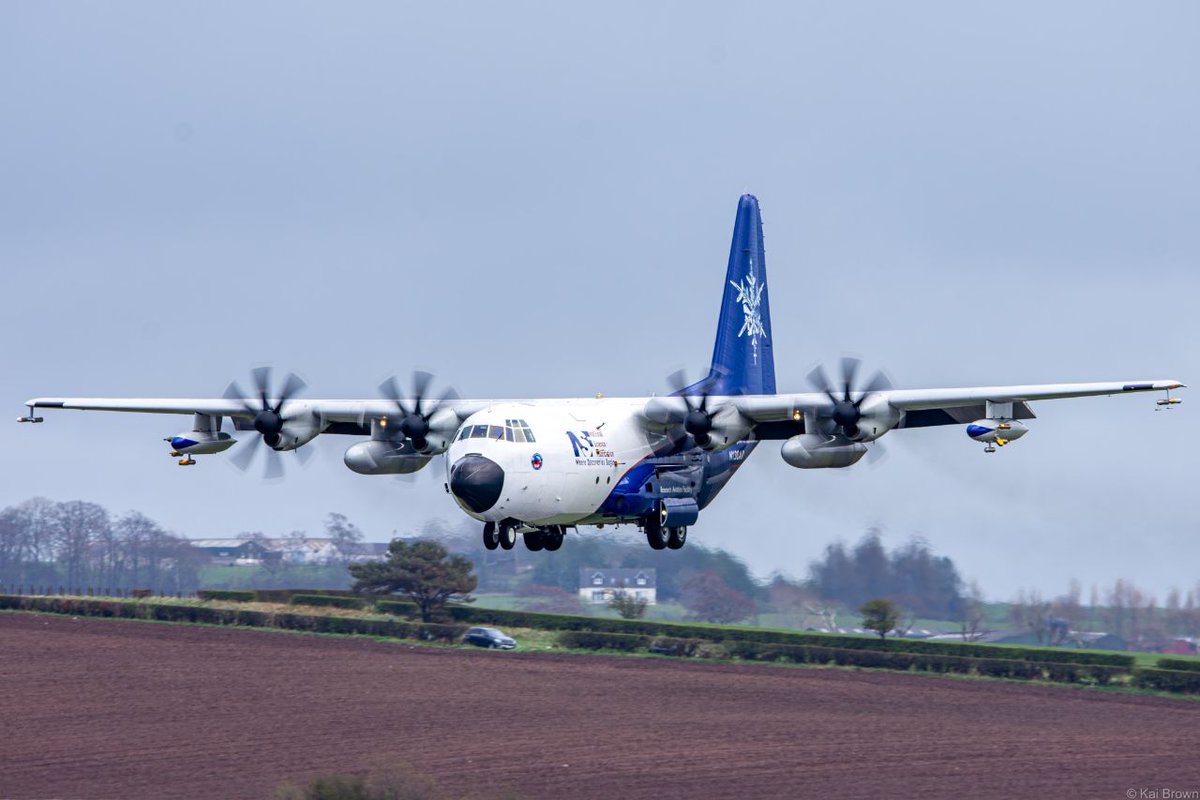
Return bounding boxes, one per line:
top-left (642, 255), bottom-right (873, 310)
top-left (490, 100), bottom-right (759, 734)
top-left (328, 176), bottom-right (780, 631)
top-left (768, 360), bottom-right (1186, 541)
top-left (21, 397), bottom-right (490, 424)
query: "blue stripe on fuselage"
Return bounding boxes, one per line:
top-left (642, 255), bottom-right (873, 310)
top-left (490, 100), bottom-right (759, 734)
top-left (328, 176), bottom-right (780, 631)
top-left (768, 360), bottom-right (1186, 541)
top-left (594, 440), bottom-right (757, 522)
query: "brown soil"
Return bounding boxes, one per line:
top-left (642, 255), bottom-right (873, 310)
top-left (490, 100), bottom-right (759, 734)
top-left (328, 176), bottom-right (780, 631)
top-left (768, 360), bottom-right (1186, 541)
top-left (1, 612), bottom-right (1197, 800)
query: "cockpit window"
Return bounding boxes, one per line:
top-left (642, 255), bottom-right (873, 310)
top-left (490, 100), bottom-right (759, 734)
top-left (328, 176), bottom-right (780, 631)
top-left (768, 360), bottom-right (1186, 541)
top-left (458, 419), bottom-right (536, 443)
top-left (507, 418), bottom-right (535, 443)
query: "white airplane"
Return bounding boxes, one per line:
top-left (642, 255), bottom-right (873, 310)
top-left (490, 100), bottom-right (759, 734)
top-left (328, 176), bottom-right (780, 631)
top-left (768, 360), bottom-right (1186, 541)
top-left (18, 195), bottom-right (1185, 553)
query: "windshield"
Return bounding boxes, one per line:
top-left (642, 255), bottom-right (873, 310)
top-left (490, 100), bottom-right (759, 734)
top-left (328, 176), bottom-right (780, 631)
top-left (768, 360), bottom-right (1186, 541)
top-left (456, 420), bottom-right (536, 443)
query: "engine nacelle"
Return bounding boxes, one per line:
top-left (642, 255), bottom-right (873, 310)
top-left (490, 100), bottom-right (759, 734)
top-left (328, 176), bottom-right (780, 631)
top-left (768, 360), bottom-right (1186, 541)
top-left (966, 419), bottom-right (1028, 445)
top-left (344, 440), bottom-right (432, 475)
top-left (703, 406), bottom-right (753, 451)
top-left (272, 405), bottom-right (322, 451)
top-left (781, 434), bottom-right (868, 469)
top-left (850, 395), bottom-right (901, 442)
top-left (167, 431), bottom-right (235, 456)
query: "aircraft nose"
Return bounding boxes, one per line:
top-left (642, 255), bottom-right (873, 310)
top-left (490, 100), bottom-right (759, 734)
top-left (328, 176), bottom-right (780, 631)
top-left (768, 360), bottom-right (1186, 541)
top-left (449, 454), bottom-right (504, 513)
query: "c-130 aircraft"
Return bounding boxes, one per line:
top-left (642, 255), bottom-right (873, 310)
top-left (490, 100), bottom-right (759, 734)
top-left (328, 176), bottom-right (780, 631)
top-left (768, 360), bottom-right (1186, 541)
top-left (19, 196), bottom-right (1185, 553)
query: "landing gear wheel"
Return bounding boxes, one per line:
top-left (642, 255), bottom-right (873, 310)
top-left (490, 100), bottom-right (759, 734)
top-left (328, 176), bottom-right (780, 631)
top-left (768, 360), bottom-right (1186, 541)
top-left (498, 523), bottom-right (517, 551)
top-left (524, 531), bottom-right (545, 551)
top-left (542, 526), bottom-right (564, 551)
top-left (645, 521), bottom-right (668, 551)
top-left (666, 526), bottom-right (687, 550)
top-left (482, 521), bottom-right (499, 551)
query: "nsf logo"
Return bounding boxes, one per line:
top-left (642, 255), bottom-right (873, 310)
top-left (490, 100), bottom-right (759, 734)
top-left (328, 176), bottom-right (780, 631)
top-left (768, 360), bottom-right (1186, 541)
top-left (531, 453), bottom-right (543, 470)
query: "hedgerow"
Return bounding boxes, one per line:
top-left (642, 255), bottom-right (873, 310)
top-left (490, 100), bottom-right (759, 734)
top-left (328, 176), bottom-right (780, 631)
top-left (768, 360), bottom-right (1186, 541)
top-left (196, 589), bottom-right (255, 602)
top-left (558, 630), bottom-right (649, 652)
top-left (446, 605), bottom-right (1133, 667)
top-left (252, 589), bottom-right (361, 604)
top-left (554, 629), bottom-right (1131, 687)
top-left (289, 594), bottom-right (365, 610)
top-left (1134, 668), bottom-right (1200, 694)
top-left (1156, 658), bottom-right (1200, 673)
top-left (0, 594), bottom-right (469, 645)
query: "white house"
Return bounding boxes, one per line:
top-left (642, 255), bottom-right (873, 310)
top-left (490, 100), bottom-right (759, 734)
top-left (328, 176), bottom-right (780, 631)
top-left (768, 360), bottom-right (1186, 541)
top-left (578, 568), bottom-right (657, 606)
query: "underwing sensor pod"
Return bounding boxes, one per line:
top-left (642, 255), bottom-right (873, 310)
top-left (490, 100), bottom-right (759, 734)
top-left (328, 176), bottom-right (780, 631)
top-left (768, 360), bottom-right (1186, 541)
top-left (966, 419), bottom-right (1029, 452)
top-left (166, 413), bottom-right (235, 465)
top-left (965, 400), bottom-right (1031, 453)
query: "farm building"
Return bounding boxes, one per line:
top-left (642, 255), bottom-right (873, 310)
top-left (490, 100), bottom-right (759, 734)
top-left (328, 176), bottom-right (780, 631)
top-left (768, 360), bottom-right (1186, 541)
top-left (189, 539), bottom-right (275, 565)
top-left (188, 538), bottom-right (388, 566)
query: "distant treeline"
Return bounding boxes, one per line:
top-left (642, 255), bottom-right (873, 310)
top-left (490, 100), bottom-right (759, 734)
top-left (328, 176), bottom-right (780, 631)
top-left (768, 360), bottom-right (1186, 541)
top-left (434, 523), bottom-right (969, 623)
top-left (808, 531), bottom-right (965, 619)
top-left (1, 498), bottom-right (974, 626)
top-left (0, 498), bottom-right (204, 594)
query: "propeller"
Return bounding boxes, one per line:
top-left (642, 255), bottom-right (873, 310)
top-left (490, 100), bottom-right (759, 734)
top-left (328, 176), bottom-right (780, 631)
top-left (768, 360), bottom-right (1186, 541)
top-left (666, 369), bottom-right (725, 448)
top-left (378, 371), bottom-right (459, 452)
top-left (806, 357), bottom-right (893, 440)
top-left (223, 367), bottom-right (310, 479)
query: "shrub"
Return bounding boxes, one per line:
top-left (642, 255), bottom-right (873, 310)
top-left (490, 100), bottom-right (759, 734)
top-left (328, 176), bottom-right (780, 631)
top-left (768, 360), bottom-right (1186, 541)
top-left (290, 594), bottom-right (364, 610)
top-left (974, 658), bottom-right (1040, 680)
top-left (1134, 668), bottom-right (1200, 694)
top-left (416, 623), bottom-right (468, 643)
top-left (1156, 658), bottom-right (1200, 673)
top-left (557, 631), bottom-right (649, 652)
top-left (376, 599), bottom-right (421, 617)
top-left (253, 589), bottom-right (361, 604)
top-left (648, 638), bottom-right (699, 657)
top-left (197, 589), bottom-right (255, 603)
top-left (693, 642), bottom-right (729, 659)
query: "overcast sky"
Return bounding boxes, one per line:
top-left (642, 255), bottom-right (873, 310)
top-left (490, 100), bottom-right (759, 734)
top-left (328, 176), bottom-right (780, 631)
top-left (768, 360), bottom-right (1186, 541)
top-left (2, 2), bottom-right (1196, 601)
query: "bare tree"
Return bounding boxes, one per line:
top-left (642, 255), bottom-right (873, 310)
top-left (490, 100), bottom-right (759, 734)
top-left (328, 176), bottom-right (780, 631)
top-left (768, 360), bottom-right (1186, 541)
top-left (49, 501), bottom-right (109, 588)
top-left (325, 512), bottom-right (364, 564)
top-left (805, 603), bottom-right (839, 631)
top-left (959, 580), bottom-right (987, 642)
top-left (1010, 588), bottom-right (1052, 644)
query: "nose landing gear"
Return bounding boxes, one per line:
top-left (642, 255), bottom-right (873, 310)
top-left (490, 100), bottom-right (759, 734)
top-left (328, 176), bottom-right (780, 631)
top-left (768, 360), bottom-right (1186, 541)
top-left (482, 521), bottom-right (500, 551)
top-left (483, 521), bottom-right (565, 552)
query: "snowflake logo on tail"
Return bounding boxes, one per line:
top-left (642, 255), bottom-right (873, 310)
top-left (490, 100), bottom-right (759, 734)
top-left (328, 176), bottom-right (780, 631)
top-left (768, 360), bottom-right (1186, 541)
top-left (729, 259), bottom-right (767, 364)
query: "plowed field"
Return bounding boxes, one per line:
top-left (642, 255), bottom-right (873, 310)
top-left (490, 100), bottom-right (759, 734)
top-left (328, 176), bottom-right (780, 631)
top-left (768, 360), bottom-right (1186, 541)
top-left (1, 612), bottom-right (1197, 799)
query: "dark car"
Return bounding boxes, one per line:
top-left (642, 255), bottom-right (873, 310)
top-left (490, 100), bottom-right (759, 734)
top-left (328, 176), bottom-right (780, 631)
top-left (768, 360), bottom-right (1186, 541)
top-left (462, 626), bottom-right (517, 649)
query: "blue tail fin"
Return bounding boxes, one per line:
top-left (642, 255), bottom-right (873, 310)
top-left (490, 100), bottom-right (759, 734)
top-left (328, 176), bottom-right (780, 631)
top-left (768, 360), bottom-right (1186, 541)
top-left (700, 194), bottom-right (776, 396)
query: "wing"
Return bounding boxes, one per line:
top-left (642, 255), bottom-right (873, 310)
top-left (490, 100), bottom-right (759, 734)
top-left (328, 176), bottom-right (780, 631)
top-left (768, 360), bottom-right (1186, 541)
top-left (22, 397), bottom-right (490, 427)
top-left (736, 379), bottom-right (1185, 433)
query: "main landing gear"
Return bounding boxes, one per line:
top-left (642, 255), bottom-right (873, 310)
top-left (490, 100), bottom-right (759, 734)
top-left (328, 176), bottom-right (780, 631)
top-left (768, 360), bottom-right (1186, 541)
top-left (644, 520), bottom-right (687, 551)
top-left (524, 526), bottom-right (564, 552)
top-left (482, 522), bottom-right (563, 552)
